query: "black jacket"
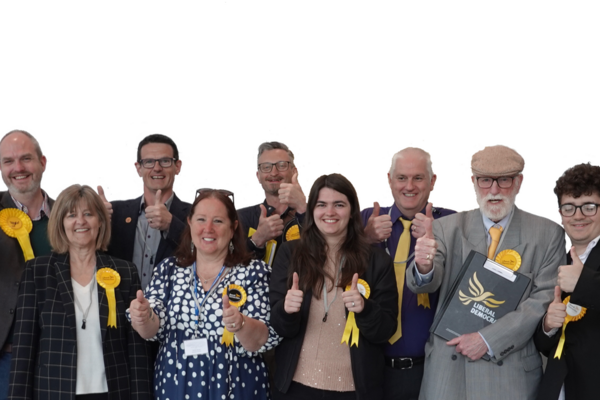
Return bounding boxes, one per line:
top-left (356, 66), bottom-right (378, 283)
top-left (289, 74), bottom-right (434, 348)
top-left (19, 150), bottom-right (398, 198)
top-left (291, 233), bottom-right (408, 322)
top-left (269, 241), bottom-right (398, 400)
top-left (9, 252), bottom-right (153, 400)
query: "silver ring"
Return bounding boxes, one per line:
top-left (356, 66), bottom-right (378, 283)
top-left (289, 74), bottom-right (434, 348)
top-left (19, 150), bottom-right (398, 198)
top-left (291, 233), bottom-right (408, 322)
top-left (232, 322), bottom-right (236, 329)
top-left (352, 302), bottom-right (355, 307)
top-left (426, 254), bottom-right (431, 260)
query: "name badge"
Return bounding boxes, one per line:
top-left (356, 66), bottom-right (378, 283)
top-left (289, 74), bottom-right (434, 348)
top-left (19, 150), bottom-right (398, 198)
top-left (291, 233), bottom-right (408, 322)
top-left (184, 338), bottom-right (208, 356)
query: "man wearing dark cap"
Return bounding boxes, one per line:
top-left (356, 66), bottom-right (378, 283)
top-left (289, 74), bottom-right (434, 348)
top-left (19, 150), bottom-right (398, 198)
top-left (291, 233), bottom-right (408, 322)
top-left (535, 163), bottom-right (600, 400)
top-left (407, 145), bottom-right (565, 400)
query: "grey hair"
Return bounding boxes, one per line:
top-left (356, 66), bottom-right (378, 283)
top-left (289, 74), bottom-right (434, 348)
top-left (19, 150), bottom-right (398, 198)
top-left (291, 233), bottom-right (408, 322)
top-left (1, 130), bottom-right (43, 159)
top-left (389, 147), bottom-right (434, 178)
top-left (257, 141), bottom-right (295, 163)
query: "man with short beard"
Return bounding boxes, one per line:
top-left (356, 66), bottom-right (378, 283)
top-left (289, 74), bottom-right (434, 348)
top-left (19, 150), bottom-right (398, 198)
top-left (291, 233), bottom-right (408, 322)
top-left (406, 145), bottom-right (565, 400)
top-left (0, 130), bottom-right (53, 399)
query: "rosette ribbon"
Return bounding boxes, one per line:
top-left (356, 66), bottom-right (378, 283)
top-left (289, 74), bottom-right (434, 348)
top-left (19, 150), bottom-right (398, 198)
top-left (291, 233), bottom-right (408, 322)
top-left (554, 295), bottom-right (586, 359)
top-left (341, 279), bottom-right (370, 347)
top-left (222, 285), bottom-right (247, 347)
top-left (97, 268), bottom-right (121, 328)
top-left (0, 208), bottom-right (34, 261)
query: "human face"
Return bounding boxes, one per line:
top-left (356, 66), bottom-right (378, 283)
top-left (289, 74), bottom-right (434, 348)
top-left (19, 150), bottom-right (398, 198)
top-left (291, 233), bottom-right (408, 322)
top-left (388, 152), bottom-right (436, 219)
top-left (313, 187), bottom-right (351, 246)
top-left (560, 193), bottom-right (600, 249)
top-left (188, 197), bottom-right (237, 259)
top-left (474, 174), bottom-right (522, 222)
top-left (256, 149), bottom-right (296, 196)
top-left (0, 132), bottom-right (46, 196)
top-left (63, 201), bottom-right (101, 251)
top-left (135, 143), bottom-right (181, 194)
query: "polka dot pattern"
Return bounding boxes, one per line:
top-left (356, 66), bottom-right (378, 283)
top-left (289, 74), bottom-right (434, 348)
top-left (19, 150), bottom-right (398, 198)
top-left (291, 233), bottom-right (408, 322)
top-left (141, 257), bottom-right (280, 400)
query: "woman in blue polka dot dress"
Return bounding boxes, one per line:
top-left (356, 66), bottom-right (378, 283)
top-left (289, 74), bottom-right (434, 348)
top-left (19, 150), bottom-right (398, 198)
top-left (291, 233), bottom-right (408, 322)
top-left (128, 189), bottom-right (281, 400)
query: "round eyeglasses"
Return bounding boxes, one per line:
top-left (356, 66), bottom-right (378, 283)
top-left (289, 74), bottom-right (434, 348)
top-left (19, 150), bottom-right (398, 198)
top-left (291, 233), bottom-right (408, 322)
top-left (138, 158), bottom-right (177, 169)
top-left (559, 203), bottom-right (599, 217)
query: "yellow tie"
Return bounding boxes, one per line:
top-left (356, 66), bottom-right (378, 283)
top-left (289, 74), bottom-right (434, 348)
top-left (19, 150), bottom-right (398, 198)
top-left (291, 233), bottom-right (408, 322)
top-left (488, 225), bottom-right (503, 259)
top-left (389, 218), bottom-right (412, 344)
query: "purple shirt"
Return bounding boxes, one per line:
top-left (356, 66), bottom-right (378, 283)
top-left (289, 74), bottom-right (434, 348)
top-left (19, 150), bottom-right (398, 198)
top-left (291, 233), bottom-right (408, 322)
top-left (361, 203), bottom-right (456, 358)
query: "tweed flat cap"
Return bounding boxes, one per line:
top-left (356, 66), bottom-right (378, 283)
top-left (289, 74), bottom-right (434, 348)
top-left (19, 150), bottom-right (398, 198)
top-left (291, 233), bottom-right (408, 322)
top-left (471, 145), bottom-right (524, 176)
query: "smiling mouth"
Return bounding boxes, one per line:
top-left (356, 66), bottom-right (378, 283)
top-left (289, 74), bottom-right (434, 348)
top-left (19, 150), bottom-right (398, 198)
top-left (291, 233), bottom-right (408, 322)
top-left (403, 193), bottom-right (416, 197)
top-left (323, 219), bottom-right (338, 224)
top-left (202, 238), bottom-right (216, 242)
top-left (74, 229), bottom-right (89, 232)
top-left (12, 175), bottom-right (29, 180)
top-left (151, 176), bottom-right (165, 180)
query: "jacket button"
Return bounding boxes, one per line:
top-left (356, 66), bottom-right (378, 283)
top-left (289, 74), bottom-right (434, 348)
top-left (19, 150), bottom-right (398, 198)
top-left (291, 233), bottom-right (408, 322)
top-left (451, 355), bottom-right (457, 360)
top-left (10, 309), bottom-right (14, 314)
top-left (15, 281), bottom-right (19, 286)
top-left (497, 360), bottom-right (503, 366)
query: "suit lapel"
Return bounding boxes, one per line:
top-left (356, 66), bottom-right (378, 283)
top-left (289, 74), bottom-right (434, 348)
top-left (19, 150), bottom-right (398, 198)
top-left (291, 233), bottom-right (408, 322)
top-left (584, 241), bottom-right (600, 272)
top-left (54, 254), bottom-right (78, 336)
top-left (497, 207), bottom-right (523, 254)
top-left (122, 197), bottom-right (142, 261)
top-left (96, 253), bottom-right (111, 340)
top-left (465, 209), bottom-right (487, 255)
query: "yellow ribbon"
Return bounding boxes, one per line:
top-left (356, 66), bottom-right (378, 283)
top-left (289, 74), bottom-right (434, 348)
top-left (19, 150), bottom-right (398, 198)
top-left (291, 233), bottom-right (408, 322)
top-left (341, 279), bottom-right (370, 347)
top-left (248, 227), bottom-right (277, 266)
top-left (96, 268), bottom-right (121, 328)
top-left (417, 293), bottom-right (431, 308)
top-left (554, 295), bottom-right (586, 359)
top-left (221, 285), bottom-right (247, 347)
top-left (0, 208), bottom-right (35, 261)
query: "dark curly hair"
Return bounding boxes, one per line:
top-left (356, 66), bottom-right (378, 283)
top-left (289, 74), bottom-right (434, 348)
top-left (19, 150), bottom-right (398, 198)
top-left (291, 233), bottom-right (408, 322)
top-left (554, 163), bottom-right (600, 205)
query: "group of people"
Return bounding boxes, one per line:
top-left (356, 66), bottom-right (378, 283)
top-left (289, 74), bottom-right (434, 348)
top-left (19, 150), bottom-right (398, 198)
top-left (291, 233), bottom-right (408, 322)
top-left (0, 129), bottom-right (598, 400)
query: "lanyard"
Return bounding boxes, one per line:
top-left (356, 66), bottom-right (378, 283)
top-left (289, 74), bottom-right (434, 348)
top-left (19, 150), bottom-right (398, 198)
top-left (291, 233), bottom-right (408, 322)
top-left (189, 263), bottom-right (228, 318)
top-left (322, 255), bottom-right (345, 322)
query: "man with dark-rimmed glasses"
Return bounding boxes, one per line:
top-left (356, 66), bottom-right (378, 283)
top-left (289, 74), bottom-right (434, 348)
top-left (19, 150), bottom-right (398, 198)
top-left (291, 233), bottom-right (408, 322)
top-left (535, 163), bottom-right (600, 400)
top-left (237, 141), bottom-right (306, 266)
top-left (101, 134), bottom-right (191, 290)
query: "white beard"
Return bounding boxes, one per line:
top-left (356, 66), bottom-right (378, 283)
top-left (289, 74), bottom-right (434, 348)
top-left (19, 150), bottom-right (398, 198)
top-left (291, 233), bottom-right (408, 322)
top-left (476, 192), bottom-right (516, 221)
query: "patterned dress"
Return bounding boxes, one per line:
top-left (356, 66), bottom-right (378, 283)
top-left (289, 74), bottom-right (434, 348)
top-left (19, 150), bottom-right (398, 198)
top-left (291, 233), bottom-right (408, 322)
top-left (137, 257), bottom-right (280, 400)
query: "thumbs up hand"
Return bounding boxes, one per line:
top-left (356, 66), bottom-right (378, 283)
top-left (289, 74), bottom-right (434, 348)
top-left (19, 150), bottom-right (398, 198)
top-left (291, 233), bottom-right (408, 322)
top-left (342, 273), bottom-right (365, 313)
top-left (412, 203), bottom-right (434, 239)
top-left (130, 290), bottom-right (154, 325)
top-left (222, 291), bottom-right (244, 332)
top-left (364, 202), bottom-right (393, 244)
top-left (97, 185), bottom-right (113, 218)
top-left (414, 203), bottom-right (438, 274)
top-left (544, 286), bottom-right (567, 331)
top-left (278, 171), bottom-right (307, 213)
top-left (252, 204), bottom-right (285, 248)
top-left (284, 272), bottom-right (304, 314)
top-left (557, 247), bottom-right (584, 293)
top-left (145, 189), bottom-right (172, 231)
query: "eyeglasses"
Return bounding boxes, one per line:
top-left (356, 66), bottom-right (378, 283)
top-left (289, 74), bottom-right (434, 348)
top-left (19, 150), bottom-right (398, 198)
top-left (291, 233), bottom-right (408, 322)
top-left (559, 203), bottom-right (600, 217)
top-left (258, 161), bottom-right (292, 173)
top-left (138, 158), bottom-right (177, 169)
top-left (476, 176), bottom-right (517, 189)
top-left (195, 188), bottom-right (235, 206)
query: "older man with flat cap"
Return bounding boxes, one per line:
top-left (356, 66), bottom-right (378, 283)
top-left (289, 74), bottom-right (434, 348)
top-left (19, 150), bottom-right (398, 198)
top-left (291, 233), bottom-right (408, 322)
top-left (407, 145), bottom-right (565, 400)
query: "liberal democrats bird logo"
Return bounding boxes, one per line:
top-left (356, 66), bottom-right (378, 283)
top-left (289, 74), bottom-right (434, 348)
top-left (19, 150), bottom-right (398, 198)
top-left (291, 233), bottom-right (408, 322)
top-left (459, 272), bottom-right (506, 308)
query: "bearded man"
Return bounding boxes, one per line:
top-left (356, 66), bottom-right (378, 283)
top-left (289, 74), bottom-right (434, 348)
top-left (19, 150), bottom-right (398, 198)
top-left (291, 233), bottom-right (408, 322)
top-left (406, 145), bottom-right (565, 400)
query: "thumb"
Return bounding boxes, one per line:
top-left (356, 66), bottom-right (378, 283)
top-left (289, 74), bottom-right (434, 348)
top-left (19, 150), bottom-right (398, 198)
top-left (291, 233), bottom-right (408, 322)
top-left (292, 272), bottom-right (299, 290)
top-left (351, 273), bottom-right (359, 290)
top-left (97, 185), bottom-right (108, 202)
top-left (371, 202), bottom-right (381, 219)
top-left (426, 202), bottom-right (433, 219)
top-left (222, 292), bottom-right (230, 309)
top-left (292, 171), bottom-right (299, 184)
top-left (136, 290), bottom-right (146, 304)
top-left (259, 204), bottom-right (267, 219)
top-left (570, 246), bottom-right (581, 265)
top-left (155, 189), bottom-right (163, 207)
top-left (425, 216), bottom-right (434, 239)
top-left (553, 285), bottom-right (562, 303)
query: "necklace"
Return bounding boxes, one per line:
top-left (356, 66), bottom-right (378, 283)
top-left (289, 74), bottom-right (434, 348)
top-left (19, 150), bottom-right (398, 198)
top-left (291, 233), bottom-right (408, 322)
top-left (73, 274), bottom-right (96, 330)
top-left (322, 255), bottom-right (345, 322)
top-left (197, 269), bottom-right (220, 285)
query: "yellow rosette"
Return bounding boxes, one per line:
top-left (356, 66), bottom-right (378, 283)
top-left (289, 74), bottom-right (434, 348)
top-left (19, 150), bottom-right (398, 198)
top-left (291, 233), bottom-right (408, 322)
top-left (96, 268), bottom-right (121, 328)
top-left (221, 285), bottom-right (247, 347)
top-left (495, 250), bottom-right (522, 271)
top-left (342, 279), bottom-right (371, 347)
top-left (554, 296), bottom-right (586, 359)
top-left (0, 208), bottom-right (34, 261)
top-left (285, 225), bottom-right (300, 241)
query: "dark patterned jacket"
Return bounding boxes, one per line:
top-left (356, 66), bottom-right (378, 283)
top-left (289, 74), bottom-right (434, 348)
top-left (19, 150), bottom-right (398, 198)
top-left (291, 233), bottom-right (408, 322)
top-left (9, 252), bottom-right (153, 400)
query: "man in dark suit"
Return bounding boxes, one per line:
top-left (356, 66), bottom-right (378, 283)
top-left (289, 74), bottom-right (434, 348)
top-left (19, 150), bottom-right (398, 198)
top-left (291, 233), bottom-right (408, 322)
top-left (237, 141), bottom-right (306, 266)
top-left (0, 130), bottom-right (53, 400)
top-left (535, 163), bottom-right (600, 400)
top-left (100, 134), bottom-right (191, 290)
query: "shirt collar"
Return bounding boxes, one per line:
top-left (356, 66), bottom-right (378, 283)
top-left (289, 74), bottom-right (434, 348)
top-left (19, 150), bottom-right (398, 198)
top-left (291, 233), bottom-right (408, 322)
top-left (578, 235), bottom-right (600, 264)
top-left (390, 203), bottom-right (428, 222)
top-left (480, 206), bottom-right (514, 233)
top-left (11, 190), bottom-right (50, 221)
